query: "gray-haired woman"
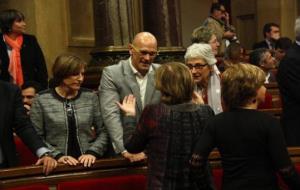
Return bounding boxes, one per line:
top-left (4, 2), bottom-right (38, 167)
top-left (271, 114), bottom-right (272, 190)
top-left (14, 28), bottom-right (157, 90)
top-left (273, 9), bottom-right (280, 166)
top-left (185, 43), bottom-right (222, 114)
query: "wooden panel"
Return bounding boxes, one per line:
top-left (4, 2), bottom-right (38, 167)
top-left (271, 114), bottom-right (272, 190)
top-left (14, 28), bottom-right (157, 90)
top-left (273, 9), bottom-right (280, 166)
top-left (1, 147), bottom-right (300, 189)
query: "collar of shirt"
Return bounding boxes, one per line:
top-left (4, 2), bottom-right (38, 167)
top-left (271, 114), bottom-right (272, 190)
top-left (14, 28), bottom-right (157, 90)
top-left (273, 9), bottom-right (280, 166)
top-left (265, 39), bottom-right (274, 49)
top-left (129, 57), bottom-right (153, 108)
top-left (265, 71), bottom-right (271, 84)
top-left (3, 35), bottom-right (12, 55)
top-left (129, 57), bottom-right (153, 79)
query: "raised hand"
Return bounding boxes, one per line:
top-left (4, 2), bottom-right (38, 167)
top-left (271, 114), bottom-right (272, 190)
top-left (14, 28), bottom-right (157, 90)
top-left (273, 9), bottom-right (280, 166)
top-left (116, 94), bottom-right (136, 116)
top-left (192, 91), bottom-right (204, 105)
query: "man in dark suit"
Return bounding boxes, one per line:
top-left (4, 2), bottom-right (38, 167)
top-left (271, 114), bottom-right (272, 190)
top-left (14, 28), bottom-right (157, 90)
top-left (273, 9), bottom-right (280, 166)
top-left (277, 17), bottom-right (300, 146)
top-left (249, 48), bottom-right (277, 83)
top-left (0, 80), bottom-right (57, 174)
top-left (253, 23), bottom-right (280, 50)
top-left (99, 32), bottom-right (161, 161)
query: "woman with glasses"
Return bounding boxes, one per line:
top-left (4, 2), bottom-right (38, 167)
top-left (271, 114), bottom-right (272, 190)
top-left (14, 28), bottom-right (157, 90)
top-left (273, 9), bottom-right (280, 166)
top-left (185, 43), bottom-right (222, 114)
top-left (30, 54), bottom-right (108, 167)
top-left (118, 62), bottom-right (215, 190)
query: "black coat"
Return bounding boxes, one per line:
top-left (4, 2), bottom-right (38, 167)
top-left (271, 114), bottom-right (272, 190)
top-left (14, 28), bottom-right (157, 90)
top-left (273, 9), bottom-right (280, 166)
top-left (0, 33), bottom-right (48, 89)
top-left (0, 81), bottom-right (45, 167)
top-left (252, 40), bottom-right (270, 50)
top-left (277, 42), bottom-right (300, 146)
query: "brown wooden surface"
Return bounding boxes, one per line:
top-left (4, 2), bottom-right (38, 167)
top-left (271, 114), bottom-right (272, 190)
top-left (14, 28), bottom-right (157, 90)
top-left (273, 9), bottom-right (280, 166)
top-left (259, 107), bottom-right (282, 119)
top-left (0, 158), bottom-right (147, 189)
top-left (1, 147), bottom-right (300, 189)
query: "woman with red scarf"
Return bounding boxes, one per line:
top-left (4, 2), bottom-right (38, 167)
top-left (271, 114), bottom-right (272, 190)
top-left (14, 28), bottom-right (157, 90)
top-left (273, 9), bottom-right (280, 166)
top-left (0, 9), bottom-right (48, 89)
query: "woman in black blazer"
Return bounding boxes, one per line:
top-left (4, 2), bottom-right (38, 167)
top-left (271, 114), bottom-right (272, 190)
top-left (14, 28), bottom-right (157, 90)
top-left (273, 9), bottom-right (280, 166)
top-left (0, 9), bottom-right (48, 89)
top-left (191, 64), bottom-right (300, 190)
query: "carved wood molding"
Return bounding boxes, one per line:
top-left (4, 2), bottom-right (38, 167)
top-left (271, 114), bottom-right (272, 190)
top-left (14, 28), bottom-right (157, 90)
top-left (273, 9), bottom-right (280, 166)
top-left (83, 46), bottom-right (186, 89)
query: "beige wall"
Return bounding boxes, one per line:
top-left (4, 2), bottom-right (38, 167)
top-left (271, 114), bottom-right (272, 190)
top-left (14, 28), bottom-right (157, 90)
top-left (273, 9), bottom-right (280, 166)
top-left (256, 0), bottom-right (281, 41)
top-left (280, 0), bottom-right (297, 40)
top-left (0, 0), bottom-right (95, 77)
top-left (0, 0), bottom-right (36, 34)
top-left (231, 0), bottom-right (297, 49)
top-left (256, 0), bottom-right (297, 41)
top-left (1, 0), bottom-right (298, 72)
top-left (231, 0), bottom-right (256, 49)
top-left (180, 0), bottom-right (212, 48)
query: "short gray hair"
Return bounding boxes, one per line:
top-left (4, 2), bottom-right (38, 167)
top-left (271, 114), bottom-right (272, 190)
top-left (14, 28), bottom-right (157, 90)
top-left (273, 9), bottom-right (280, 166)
top-left (295, 17), bottom-right (300, 41)
top-left (191, 26), bottom-right (213, 44)
top-left (249, 48), bottom-right (268, 67)
top-left (184, 43), bottom-right (217, 65)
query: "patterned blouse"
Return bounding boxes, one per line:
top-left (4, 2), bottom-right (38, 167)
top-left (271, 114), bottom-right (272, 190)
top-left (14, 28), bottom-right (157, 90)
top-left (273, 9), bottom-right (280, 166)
top-left (125, 102), bottom-right (214, 190)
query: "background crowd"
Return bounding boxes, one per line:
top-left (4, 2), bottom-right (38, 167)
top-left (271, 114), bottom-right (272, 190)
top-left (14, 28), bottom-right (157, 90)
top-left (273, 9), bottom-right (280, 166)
top-left (0, 2), bottom-right (300, 190)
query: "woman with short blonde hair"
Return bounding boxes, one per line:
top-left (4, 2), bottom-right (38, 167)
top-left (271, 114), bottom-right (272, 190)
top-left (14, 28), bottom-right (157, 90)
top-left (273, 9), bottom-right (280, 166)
top-left (155, 62), bottom-right (194, 105)
top-left (191, 64), bottom-right (300, 190)
top-left (221, 63), bottom-right (266, 109)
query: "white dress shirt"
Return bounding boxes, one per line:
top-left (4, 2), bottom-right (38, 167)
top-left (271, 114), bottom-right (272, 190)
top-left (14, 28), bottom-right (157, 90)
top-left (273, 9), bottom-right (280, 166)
top-left (129, 59), bottom-right (153, 108)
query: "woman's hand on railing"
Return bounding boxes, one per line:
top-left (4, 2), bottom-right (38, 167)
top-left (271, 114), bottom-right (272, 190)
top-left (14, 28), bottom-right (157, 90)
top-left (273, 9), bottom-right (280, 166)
top-left (78, 154), bottom-right (96, 167)
top-left (35, 155), bottom-right (57, 176)
top-left (58, 156), bottom-right (78, 166)
top-left (122, 151), bottom-right (147, 163)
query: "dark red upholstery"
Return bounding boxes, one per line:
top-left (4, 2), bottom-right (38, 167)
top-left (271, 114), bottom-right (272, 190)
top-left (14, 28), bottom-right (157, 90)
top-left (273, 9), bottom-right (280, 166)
top-left (14, 135), bottom-right (38, 166)
top-left (57, 174), bottom-right (146, 190)
top-left (258, 92), bottom-right (273, 109)
top-left (212, 168), bottom-right (223, 190)
top-left (277, 164), bottom-right (300, 190)
top-left (7, 184), bottom-right (49, 190)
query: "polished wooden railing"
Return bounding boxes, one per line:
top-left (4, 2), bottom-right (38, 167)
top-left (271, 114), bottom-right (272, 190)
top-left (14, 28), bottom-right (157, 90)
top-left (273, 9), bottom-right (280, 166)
top-left (0, 158), bottom-right (146, 189)
top-left (1, 147), bottom-right (300, 189)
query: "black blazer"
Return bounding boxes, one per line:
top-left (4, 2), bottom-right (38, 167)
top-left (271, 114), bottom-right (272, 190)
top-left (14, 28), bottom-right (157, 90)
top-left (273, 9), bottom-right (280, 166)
top-left (277, 43), bottom-right (300, 146)
top-left (252, 40), bottom-right (269, 50)
top-left (0, 81), bottom-right (45, 167)
top-left (0, 33), bottom-right (48, 89)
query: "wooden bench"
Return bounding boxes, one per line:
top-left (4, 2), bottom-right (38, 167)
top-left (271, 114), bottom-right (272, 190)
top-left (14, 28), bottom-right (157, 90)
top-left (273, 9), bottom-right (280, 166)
top-left (258, 82), bottom-right (282, 118)
top-left (265, 82), bottom-right (282, 108)
top-left (0, 158), bottom-right (147, 189)
top-left (1, 147), bottom-right (300, 190)
top-left (259, 107), bottom-right (282, 119)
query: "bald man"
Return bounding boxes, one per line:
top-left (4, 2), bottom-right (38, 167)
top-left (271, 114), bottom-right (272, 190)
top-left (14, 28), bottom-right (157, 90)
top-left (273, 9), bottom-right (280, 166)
top-left (99, 32), bottom-right (161, 161)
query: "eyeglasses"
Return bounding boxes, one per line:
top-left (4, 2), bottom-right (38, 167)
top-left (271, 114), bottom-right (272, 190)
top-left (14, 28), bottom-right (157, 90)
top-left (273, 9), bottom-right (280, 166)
top-left (131, 44), bottom-right (159, 57)
top-left (186, 63), bottom-right (208, 70)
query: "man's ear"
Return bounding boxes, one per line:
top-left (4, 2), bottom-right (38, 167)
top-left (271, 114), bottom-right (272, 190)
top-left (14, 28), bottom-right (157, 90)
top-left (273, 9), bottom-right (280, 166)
top-left (128, 44), bottom-right (133, 56)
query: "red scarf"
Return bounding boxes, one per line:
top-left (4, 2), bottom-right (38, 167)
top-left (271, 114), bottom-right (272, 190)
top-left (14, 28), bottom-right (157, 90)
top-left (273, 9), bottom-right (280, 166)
top-left (4, 34), bottom-right (24, 86)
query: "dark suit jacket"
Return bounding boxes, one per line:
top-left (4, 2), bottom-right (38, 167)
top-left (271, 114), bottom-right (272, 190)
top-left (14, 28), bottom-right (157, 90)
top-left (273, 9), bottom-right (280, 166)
top-left (252, 40), bottom-right (270, 50)
top-left (277, 42), bottom-right (300, 146)
top-left (0, 81), bottom-right (45, 167)
top-left (0, 33), bottom-right (48, 89)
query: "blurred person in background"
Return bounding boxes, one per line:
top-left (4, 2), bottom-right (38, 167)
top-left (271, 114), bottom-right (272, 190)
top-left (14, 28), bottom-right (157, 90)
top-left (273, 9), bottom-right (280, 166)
top-left (0, 9), bottom-right (48, 89)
